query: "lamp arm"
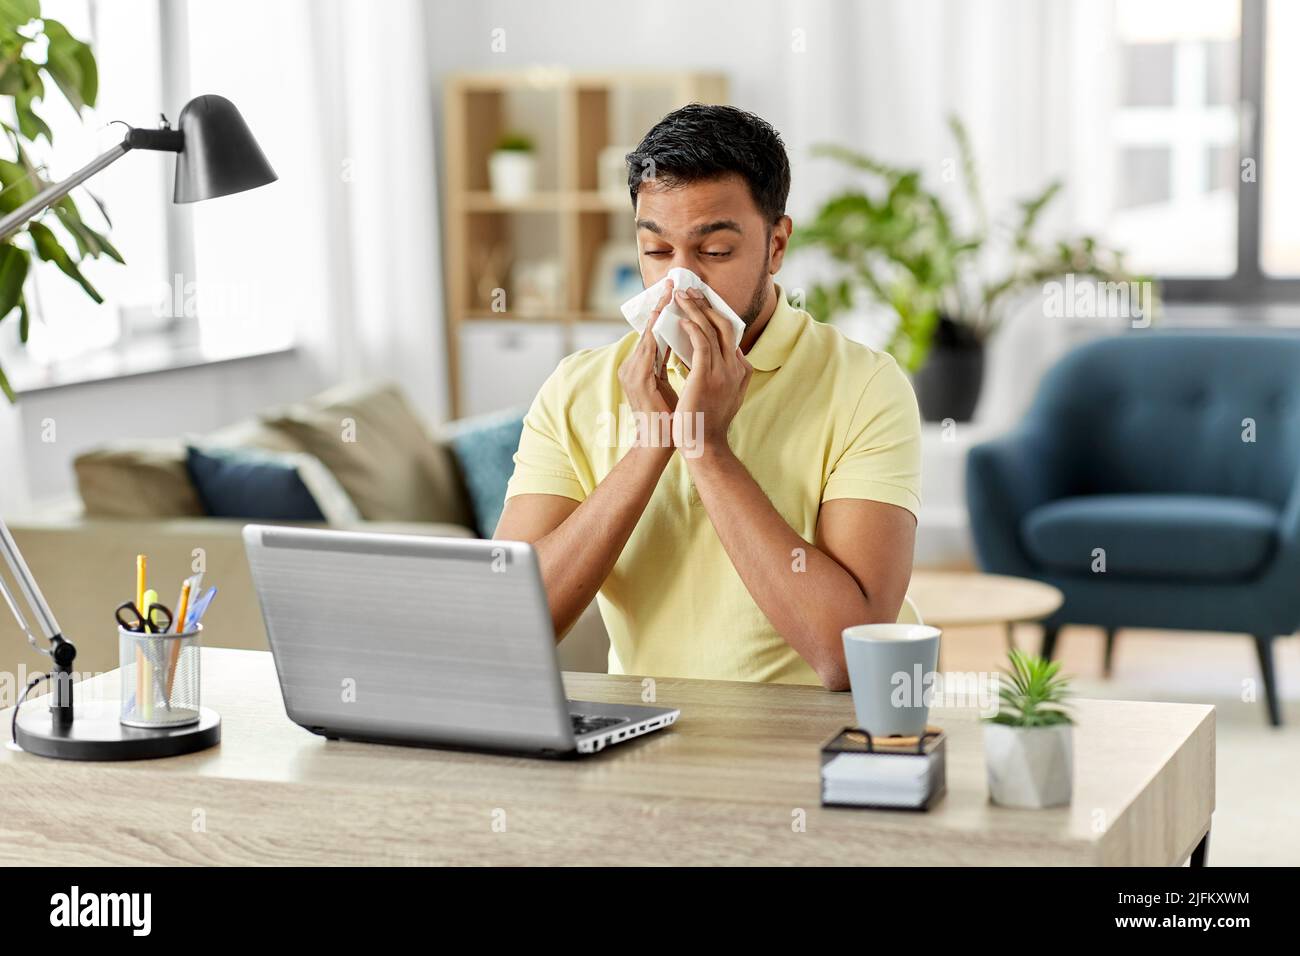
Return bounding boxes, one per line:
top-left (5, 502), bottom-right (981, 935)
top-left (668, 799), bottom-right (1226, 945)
top-left (0, 140), bottom-right (130, 242)
top-left (0, 122), bottom-right (186, 243)
top-left (1, 515), bottom-right (75, 726)
top-left (0, 517), bottom-right (61, 641)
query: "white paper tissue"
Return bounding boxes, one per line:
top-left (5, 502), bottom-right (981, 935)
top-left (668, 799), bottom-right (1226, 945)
top-left (620, 267), bottom-right (746, 370)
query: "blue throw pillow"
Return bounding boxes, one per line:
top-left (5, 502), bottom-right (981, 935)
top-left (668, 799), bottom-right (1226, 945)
top-left (185, 445), bottom-right (326, 521)
top-left (445, 410), bottom-right (526, 537)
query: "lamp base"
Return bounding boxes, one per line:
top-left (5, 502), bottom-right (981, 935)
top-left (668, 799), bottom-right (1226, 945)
top-left (14, 698), bottom-right (220, 761)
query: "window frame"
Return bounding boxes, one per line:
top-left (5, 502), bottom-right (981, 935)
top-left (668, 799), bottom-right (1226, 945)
top-left (1162, 0), bottom-right (1300, 302)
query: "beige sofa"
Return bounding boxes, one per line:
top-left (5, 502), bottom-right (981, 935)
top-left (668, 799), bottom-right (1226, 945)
top-left (2, 381), bottom-right (610, 687)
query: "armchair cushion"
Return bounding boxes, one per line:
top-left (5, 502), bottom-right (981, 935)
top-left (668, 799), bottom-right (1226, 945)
top-left (1022, 493), bottom-right (1279, 580)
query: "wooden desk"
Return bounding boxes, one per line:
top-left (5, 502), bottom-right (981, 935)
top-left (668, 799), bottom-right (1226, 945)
top-left (0, 649), bottom-right (1213, 866)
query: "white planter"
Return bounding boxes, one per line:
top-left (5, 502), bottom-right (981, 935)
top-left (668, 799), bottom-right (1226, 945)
top-left (983, 722), bottom-right (1073, 808)
top-left (489, 150), bottom-right (537, 201)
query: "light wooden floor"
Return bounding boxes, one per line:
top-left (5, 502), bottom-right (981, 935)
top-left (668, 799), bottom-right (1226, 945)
top-left (941, 622), bottom-right (1300, 866)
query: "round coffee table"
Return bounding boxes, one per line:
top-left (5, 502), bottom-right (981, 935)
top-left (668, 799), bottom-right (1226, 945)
top-left (906, 570), bottom-right (1063, 646)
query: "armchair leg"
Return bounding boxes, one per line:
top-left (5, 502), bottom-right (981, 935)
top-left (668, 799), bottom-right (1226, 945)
top-left (1103, 628), bottom-right (1118, 677)
top-left (1040, 626), bottom-right (1060, 661)
top-left (1253, 635), bottom-right (1283, 727)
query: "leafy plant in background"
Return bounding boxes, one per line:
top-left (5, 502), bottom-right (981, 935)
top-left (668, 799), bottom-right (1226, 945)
top-left (792, 115), bottom-right (1145, 372)
top-left (986, 648), bottom-right (1074, 728)
top-left (0, 0), bottom-right (117, 401)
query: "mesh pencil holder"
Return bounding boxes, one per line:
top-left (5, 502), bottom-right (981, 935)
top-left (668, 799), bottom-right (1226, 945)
top-left (119, 623), bottom-right (203, 728)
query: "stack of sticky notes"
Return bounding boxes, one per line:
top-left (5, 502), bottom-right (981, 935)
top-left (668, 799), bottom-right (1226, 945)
top-left (819, 728), bottom-right (947, 810)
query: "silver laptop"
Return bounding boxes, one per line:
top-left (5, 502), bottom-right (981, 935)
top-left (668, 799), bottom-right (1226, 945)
top-left (242, 525), bottom-right (678, 757)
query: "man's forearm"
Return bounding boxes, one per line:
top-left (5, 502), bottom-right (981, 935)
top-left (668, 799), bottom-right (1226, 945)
top-left (534, 444), bottom-right (673, 637)
top-left (687, 448), bottom-right (882, 686)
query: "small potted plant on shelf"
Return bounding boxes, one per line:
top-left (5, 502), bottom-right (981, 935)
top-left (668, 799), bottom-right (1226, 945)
top-left (488, 131), bottom-right (536, 202)
top-left (983, 648), bottom-right (1074, 809)
top-left (792, 115), bottom-right (1150, 422)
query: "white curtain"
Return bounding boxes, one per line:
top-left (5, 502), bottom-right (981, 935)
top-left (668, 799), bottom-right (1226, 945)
top-left (183, 0), bottom-right (453, 425)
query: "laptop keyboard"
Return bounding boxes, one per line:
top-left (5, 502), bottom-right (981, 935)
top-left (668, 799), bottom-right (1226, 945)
top-left (571, 714), bottom-right (624, 736)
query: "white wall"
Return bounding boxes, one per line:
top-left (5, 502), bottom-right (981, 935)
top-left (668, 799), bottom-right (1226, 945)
top-left (425, 0), bottom-right (1101, 236)
top-left (425, 0), bottom-right (870, 220)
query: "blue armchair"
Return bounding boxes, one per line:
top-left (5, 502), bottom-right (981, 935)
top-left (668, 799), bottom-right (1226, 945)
top-left (967, 330), bottom-right (1300, 726)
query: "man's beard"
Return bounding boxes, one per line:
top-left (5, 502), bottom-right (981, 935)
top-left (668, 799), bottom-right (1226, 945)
top-left (738, 255), bottom-right (771, 326)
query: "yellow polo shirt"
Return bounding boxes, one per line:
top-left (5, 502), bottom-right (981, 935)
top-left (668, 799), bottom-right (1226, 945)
top-left (504, 286), bottom-right (921, 684)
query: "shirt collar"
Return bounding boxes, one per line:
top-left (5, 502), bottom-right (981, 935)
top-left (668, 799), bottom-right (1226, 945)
top-left (664, 283), bottom-right (805, 376)
top-left (745, 283), bottom-right (805, 372)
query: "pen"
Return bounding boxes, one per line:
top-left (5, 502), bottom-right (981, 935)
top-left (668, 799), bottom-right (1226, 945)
top-left (140, 588), bottom-right (158, 719)
top-left (183, 585), bottom-right (217, 632)
top-left (142, 588), bottom-right (158, 633)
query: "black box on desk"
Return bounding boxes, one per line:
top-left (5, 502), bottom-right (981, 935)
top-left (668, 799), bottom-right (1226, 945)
top-left (820, 727), bottom-right (947, 811)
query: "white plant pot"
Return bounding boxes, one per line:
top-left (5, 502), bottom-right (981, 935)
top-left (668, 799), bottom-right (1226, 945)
top-left (983, 722), bottom-right (1073, 808)
top-left (489, 150), bottom-right (537, 201)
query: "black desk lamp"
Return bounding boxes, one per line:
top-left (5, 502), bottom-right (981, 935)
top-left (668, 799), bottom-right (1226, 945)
top-left (1, 94), bottom-right (276, 759)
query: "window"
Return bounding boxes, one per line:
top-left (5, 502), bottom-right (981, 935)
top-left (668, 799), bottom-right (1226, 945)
top-left (1107, 0), bottom-right (1240, 279)
top-left (3, 0), bottom-right (168, 369)
top-left (1103, 0), bottom-right (1297, 301)
top-left (2, 0), bottom-right (294, 391)
top-left (1261, 0), bottom-right (1300, 276)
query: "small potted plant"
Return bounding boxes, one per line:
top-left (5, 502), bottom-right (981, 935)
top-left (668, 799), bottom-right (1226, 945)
top-left (983, 648), bottom-right (1074, 808)
top-left (488, 131), bottom-right (536, 202)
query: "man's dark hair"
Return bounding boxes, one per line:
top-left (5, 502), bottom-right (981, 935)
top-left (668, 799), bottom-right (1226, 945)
top-left (626, 104), bottom-right (791, 224)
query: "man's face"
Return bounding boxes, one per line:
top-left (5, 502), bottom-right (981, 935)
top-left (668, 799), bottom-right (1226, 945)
top-left (634, 173), bottom-right (790, 326)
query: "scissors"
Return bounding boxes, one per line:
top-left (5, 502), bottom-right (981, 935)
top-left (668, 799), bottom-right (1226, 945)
top-left (116, 600), bottom-right (173, 634)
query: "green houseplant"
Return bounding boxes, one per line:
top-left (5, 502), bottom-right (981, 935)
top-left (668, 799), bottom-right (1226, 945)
top-left (792, 115), bottom-right (1145, 421)
top-left (0, 0), bottom-right (116, 401)
top-left (983, 648), bottom-right (1074, 808)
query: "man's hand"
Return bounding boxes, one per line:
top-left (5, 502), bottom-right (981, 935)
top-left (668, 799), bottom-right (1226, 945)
top-left (498, 281), bottom-right (680, 635)
top-left (617, 278), bottom-right (678, 432)
top-left (674, 287), bottom-right (753, 454)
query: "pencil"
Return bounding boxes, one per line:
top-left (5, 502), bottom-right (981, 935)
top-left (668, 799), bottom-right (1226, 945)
top-left (165, 579), bottom-right (193, 698)
top-left (136, 554), bottom-right (146, 613)
top-left (174, 579), bottom-right (192, 635)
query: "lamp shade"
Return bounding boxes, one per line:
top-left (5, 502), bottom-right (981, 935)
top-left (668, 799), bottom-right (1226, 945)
top-left (173, 94), bottom-right (277, 203)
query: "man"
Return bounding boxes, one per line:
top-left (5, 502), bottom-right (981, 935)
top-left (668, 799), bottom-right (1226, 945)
top-left (495, 104), bottom-right (921, 690)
